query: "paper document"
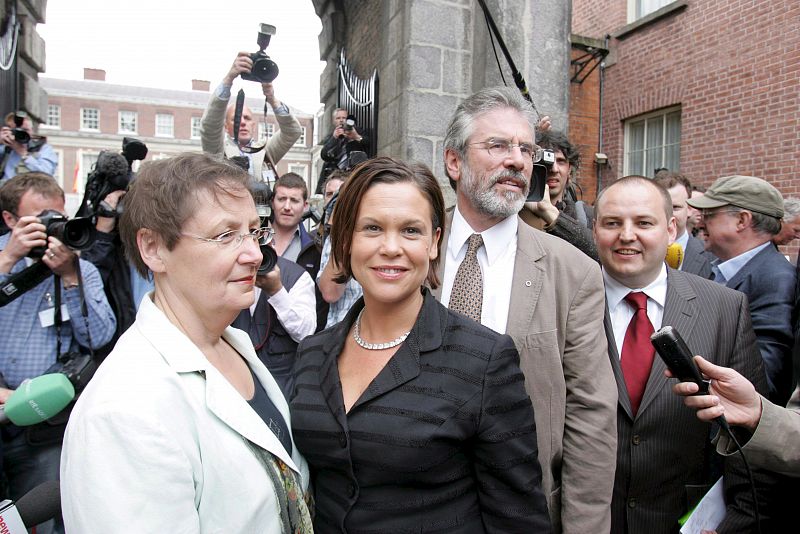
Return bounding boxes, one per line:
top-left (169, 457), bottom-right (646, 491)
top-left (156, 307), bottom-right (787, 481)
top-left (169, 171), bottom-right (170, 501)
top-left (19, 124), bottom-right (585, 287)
top-left (680, 478), bottom-right (725, 534)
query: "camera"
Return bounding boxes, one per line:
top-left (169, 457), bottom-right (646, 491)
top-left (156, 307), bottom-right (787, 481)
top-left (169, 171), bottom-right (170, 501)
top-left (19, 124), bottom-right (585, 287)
top-left (76, 137), bottom-right (148, 219)
top-left (28, 210), bottom-right (96, 259)
top-left (258, 242), bottom-right (278, 274)
top-left (527, 148), bottom-right (556, 203)
top-left (11, 112), bottom-right (30, 144)
top-left (343, 116), bottom-right (356, 132)
top-left (241, 24), bottom-right (279, 84)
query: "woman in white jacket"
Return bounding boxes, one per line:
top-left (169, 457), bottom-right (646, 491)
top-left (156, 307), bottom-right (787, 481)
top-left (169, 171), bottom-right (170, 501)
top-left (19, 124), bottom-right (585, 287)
top-left (60, 152), bottom-right (311, 533)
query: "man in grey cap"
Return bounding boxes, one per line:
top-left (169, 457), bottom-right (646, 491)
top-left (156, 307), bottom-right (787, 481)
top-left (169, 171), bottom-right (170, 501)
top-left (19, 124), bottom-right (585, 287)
top-left (688, 175), bottom-right (796, 404)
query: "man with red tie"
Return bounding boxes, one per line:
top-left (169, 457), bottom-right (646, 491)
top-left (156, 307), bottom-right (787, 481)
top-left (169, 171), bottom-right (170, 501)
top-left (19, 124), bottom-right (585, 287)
top-left (593, 176), bottom-right (768, 534)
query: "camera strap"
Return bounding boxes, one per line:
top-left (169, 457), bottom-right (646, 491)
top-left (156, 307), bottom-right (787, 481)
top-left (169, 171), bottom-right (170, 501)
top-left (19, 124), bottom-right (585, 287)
top-left (53, 256), bottom-right (94, 361)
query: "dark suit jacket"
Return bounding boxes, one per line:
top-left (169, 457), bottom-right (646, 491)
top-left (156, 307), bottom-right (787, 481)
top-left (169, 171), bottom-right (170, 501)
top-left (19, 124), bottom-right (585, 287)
top-left (681, 234), bottom-right (713, 279)
top-left (607, 268), bottom-right (768, 534)
top-left (289, 289), bottom-right (551, 533)
top-left (725, 243), bottom-right (796, 404)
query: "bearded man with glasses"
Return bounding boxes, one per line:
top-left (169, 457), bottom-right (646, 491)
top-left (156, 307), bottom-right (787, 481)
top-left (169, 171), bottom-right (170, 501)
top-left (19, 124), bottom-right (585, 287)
top-left (431, 86), bottom-right (618, 534)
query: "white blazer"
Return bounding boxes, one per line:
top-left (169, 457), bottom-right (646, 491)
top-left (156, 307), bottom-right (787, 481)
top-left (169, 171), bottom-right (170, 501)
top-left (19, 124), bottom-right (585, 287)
top-left (60, 295), bottom-right (309, 533)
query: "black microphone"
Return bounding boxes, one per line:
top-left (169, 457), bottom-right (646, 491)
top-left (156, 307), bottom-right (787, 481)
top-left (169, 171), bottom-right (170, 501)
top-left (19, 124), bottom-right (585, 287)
top-left (0, 480), bottom-right (61, 532)
top-left (651, 326), bottom-right (731, 432)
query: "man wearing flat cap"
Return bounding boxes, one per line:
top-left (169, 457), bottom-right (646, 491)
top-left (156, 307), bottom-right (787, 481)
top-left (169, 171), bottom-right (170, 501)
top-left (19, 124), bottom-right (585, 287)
top-left (688, 175), bottom-right (796, 405)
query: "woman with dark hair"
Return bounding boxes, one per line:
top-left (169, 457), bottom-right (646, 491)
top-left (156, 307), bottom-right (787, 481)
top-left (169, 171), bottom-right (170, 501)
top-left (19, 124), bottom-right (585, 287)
top-left (290, 156), bottom-right (551, 533)
top-left (60, 152), bottom-right (312, 532)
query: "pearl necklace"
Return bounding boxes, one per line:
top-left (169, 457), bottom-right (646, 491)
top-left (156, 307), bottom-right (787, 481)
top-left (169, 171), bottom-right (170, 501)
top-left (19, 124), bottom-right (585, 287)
top-left (353, 309), bottom-right (410, 350)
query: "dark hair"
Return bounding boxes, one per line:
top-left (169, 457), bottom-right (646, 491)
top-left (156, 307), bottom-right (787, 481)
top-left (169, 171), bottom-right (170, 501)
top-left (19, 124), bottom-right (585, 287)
top-left (0, 172), bottom-right (63, 214)
top-left (119, 152), bottom-right (251, 277)
top-left (330, 156), bottom-right (445, 288)
top-left (324, 170), bottom-right (348, 189)
top-left (274, 172), bottom-right (308, 200)
top-left (654, 170), bottom-right (692, 198)
top-left (536, 129), bottom-right (580, 174)
top-left (595, 175), bottom-right (673, 221)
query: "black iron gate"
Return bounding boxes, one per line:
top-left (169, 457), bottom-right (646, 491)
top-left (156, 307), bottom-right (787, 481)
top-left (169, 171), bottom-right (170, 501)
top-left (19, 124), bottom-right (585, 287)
top-left (337, 48), bottom-right (378, 157)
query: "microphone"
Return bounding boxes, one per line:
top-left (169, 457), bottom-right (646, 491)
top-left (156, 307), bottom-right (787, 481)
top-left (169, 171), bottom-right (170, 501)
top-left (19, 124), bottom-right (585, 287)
top-left (0, 481), bottom-right (61, 533)
top-left (665, 242), bottom-right (683, 269)
top-left (0, 374), bottom-right (75, 426)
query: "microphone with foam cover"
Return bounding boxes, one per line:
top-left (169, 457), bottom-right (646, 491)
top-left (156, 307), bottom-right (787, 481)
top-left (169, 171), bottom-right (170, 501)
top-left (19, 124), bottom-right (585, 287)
top-left (0, 374), bottom-right (75, 426)
top-left (665, 242), bottom-right (684, 269)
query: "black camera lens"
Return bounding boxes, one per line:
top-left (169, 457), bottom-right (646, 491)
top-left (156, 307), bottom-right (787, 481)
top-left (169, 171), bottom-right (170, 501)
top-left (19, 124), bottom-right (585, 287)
top-left (12, 128), bottom-right (30, 144)
top-left (243, 53), bottom-right (279, 84)
top-left (258, 242), bottom-right (278, 274)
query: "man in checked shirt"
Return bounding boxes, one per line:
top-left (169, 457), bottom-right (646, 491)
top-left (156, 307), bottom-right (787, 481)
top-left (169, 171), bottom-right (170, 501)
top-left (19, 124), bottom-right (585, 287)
top-left (0, 172), bottom-right (115, 534)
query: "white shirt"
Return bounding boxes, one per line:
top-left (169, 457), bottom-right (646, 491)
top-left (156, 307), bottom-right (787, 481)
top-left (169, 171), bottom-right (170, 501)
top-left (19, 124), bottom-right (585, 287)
top-left (250, 270), bottom-right (316, 343)
top-left (441, 207), bottom-right (518, 334)
top-left (603, 264), bottom-right (668, 358)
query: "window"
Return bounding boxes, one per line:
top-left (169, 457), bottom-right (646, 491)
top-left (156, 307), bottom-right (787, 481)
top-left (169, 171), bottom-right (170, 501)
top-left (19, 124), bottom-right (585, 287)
top-left (259, 123), bottom-right (275, 142)
top-left (294, 127), bottom-right (307, 147)
top-left (44, 105), bottom-right (61, 129)
top-left (155, 113), bottom-right (174, 137)
top-left (118, 111), bottom-right (138, 134)
top-left (289, 164), bottom-right (307, 180)
top-left (190, 116), bottom-right (202, 139)
top-left (629, 0), bottom-right (673, 21)
top-left (624, 107), bottom-right (681, 178)
top-left (81, 108), bottom-right (100, 131)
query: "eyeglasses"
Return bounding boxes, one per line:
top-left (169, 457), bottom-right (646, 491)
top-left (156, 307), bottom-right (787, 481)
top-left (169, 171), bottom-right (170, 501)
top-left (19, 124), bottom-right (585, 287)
top-left (182, 227), bottom-right (274, 248)
top-left (467, 139), bottom-right (544, 162)
top-left (700, 209), bottom-right (740, 220)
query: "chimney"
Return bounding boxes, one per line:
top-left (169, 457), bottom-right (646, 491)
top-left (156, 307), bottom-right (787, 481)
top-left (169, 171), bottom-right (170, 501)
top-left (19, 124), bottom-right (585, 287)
top-left (84, 68), bottom-right (106, 81)
top-left (192, 79), bottom-right (210, 92)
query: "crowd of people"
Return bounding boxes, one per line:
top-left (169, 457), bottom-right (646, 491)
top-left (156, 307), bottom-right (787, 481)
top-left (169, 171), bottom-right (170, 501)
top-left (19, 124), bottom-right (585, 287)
top-left (0, 53), bottom-right (798, 534)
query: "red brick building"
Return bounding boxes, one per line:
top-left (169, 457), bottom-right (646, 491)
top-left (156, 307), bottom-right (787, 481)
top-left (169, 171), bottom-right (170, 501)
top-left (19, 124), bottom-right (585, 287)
top-left (569, 0), bottom-right (799, 207)
top-left (39, 69), bottom-right (315, 211)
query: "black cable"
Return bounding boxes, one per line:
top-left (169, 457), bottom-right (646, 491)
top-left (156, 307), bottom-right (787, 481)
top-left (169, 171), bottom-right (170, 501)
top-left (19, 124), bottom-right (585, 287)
top-left (719, 420), bottom-right (762, 534)
top-left (485, 16), bottom-right (507, 87)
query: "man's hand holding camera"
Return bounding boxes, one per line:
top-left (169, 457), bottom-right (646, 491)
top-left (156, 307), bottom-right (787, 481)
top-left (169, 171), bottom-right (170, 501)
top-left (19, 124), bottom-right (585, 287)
top-left (0, 214), bottom-right (78, 283)
top-left (224, 52), bottom-right (255, 86)
top-left (95, 190), bottom-right (126, 234)
top-left (0, 125), bottom-right (28, 157)
top-left (256, 262), bottom-right (282, 297)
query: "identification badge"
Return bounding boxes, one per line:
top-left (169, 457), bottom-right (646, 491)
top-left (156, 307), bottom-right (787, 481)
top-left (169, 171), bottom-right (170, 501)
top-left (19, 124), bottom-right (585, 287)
top-left (39, 304), bottom-right (70, 327)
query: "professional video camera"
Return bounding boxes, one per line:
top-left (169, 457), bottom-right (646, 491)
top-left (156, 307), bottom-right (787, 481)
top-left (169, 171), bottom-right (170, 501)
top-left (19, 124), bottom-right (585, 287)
top-left (242, 24), bottom-right (279, 83)
top-left (76, 137), bottom-right (147, 218)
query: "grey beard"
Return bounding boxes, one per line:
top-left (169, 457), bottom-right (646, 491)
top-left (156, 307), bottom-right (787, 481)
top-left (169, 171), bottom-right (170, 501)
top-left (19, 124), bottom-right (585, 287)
top-left (462, 167), bottom-right (528, 219)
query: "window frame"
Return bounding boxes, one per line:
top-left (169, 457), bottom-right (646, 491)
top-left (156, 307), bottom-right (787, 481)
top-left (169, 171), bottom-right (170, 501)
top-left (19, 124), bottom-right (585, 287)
top-left (155, 113), bottom-right (174, 138)
top-left (293, 126), bottom-right (307, 147)
top-left (42, 104), bottom-right (61, 129)
top-left (118, 110), bottom-right (138, 135)
top-left (80, 108), bottom-right (100, 132)
top-left (623, 106), bottom-right (682, 178)
top-left (190, 116), bottom-right (202, 139)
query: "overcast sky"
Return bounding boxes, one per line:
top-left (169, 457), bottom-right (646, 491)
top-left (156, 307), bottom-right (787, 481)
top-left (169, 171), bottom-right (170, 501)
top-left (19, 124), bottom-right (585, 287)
top-left (38, 1), bottom-right (325, 114)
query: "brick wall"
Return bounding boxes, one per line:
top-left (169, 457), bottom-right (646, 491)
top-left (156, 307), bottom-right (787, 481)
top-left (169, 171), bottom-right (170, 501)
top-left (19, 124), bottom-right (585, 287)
top-left (568, 46), bottom-right (603, 204)
top-left (571, 0), bottom-right (800, 256)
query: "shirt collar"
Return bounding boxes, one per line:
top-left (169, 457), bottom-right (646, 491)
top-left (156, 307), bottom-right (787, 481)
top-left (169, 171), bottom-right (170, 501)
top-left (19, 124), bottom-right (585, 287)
top-left (603, 263), bottom-right (668, 311)
top-left (675, 230), bottom-right (689, 250)
top-left (714, 241), bottom-right (771, 281)
top-left (449, 206), bottom-right (517, 265)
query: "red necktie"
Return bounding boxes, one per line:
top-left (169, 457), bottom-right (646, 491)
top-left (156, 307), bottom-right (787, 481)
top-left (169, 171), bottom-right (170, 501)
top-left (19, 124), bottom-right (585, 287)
top-left (620, 292), bottom-right (655, 416)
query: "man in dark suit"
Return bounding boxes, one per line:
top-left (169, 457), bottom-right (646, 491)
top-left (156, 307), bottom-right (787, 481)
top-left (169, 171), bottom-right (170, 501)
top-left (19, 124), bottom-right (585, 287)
top-left (594, 175), bottom-right (767, 533)
top-left (433, 86), bottom-right (618, 534)
top-left (654, 171), bottom-right (714, 278)
top-left (688, 175), bottom-right (796, 405)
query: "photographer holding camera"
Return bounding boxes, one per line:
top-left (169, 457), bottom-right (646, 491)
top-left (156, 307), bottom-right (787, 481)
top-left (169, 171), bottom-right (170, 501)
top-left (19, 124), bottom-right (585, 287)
top-left (0, 173), bottom-right (115, 534)
top-left (316, 107), bottom-right (368, 193)
top-left (0, 112), bottom-right (58, 182)
top-left (200, 48), bottom-right (301, 186)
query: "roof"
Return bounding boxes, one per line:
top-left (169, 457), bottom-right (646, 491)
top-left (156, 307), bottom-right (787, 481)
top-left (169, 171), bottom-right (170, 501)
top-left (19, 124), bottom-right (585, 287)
top-left (39, 77), bottom-right (314, 117)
